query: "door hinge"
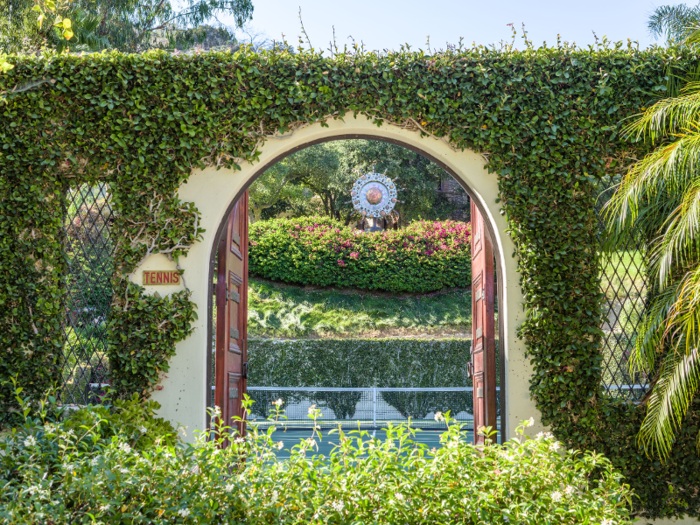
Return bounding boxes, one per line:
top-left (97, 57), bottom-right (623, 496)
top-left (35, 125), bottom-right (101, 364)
top-left (243, 361), bottom-right (248, 379)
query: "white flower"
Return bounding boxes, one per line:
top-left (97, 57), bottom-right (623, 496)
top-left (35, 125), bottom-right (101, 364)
top-left (395, 493), bottom-right (405, 502)
top-left (120, 468), bottom-right (129, 474)
top-left (277, 441), bottom-right (284, 450)
top-left (305, 437), bottom-right (315, 446)
top-left (118, 442), bottom-right (132, 453)
top-left (139, 426), bottom-right (148, 434)
top-left (63, 463), bottom-right (74, 471)
top-left (434, 411), bottom-right (444, 422)
top-left (225, 484), bottom-right (235, 492)
top-left (551, 491), bottom-right (562, 502)
top-left (525, 417), bottom-right (534, 428)
top-left (212, 405), bottom-right (222, 417)
top-left (90, 458), bottom-right (99, 466)
top-left (601, 520), bottom-right (614, 525)
top-left (27, 485), bottom-right (40, 495)
top-left (332, 501), bottom-right (344, 512)
top-left (177, 508), bottom-right (190, 517)
top-left (23, 436), bottom-right (37, 448)
top-left (564, 485), bottom-right (574, 495)
top-left (99, 504), bottom-right (111, 512)
top-left (307, 404), bottom-right (317, 414)
top-left (234, 437), bottom-right (245, 444)
top-left (272, 398), bottom-right (284, 407)
top-left (550, 442), bottom-right (561, 451)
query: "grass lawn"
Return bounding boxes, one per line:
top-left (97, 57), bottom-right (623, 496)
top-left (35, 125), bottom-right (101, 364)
top-left (248, 278), bottom-right (472, 339)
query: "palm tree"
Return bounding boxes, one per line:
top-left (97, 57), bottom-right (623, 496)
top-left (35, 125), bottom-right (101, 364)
top-left (605, 29), bottom-right (700, 458)
top-left (649, 3), bottom-right (700, 45)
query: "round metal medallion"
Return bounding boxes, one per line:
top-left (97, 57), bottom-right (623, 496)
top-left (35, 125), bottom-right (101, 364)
top-left (351, 172), bottom-right (398, 218)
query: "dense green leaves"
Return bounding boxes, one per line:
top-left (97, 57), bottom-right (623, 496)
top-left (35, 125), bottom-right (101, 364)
top-left (249, 216), bottom-right (471, 293)
top-left (0, 43), bottom-right (698, 518)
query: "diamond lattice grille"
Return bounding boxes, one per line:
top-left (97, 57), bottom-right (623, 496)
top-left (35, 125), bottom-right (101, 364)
top-left (60, 184), bottom-right (115, 405)
top-left (597, 177), bottom-right (650, 401)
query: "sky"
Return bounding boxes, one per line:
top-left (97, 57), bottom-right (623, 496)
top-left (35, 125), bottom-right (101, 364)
top-left (217, 0), bottom-right (689, 52)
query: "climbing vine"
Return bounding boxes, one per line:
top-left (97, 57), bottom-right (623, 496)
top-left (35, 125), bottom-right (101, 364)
top-left (0, 43), bottom-right (698, 518)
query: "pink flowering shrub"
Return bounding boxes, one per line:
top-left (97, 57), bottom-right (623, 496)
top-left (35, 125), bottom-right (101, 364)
top-left (249, 216), bottom-right (471, 293)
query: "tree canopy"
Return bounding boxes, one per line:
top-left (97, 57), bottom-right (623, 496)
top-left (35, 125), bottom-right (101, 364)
top-left (249, 140), bottom-right (468, 226)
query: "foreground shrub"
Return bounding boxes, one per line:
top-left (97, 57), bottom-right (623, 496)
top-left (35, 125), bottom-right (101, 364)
top-left (249, 216), bottom-right (471, 293)
top-left (0, 393), bottom-right (633, 524)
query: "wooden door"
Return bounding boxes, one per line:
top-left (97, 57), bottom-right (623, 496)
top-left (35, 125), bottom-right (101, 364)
top-left (469, 201), bottom-right (497, 445)
top-left (215, 191), bottom-right (249, 439)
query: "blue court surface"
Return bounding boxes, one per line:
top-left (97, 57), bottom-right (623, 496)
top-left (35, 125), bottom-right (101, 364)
top-left (266, 428), bottom-right (501, 459)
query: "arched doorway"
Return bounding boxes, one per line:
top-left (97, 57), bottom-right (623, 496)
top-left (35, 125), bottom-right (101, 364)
top-left (140, 115), bottom-right (536, 441)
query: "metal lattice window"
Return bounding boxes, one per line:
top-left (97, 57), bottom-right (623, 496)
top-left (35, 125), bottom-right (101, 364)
top-left (61, 184), bottom-right (115, 405)
top-left (597, 176), bottom-right (650, 401)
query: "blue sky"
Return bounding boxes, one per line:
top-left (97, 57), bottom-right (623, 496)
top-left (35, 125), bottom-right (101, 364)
top-left (217, 0), bottom-right (688, 51)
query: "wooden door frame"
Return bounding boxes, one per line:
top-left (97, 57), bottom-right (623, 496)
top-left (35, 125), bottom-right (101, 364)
top-left (205, 134), bottom-right (506, 439)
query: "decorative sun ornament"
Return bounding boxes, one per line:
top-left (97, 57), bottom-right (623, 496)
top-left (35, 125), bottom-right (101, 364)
top-left (351, 172), bottom-right (398, 218)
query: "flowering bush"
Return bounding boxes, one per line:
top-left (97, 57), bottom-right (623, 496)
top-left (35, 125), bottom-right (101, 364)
top-left (249, 217), bottom-right (472, 293)
top-left (0, 389), bottom-right (633, 524)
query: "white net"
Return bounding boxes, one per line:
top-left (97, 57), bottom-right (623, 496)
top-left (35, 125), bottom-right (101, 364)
top-left (245, 386), bottom-right (498, 430)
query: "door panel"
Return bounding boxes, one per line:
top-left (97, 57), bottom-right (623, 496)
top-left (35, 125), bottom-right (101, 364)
top-left (470, 201), bottom-right (497, 445)
top-left (215, 191), bottom-right (249, 440)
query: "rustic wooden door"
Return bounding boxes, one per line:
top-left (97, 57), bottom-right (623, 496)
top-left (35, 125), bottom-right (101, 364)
top-left (215, 191), bottom-right (249, 438)
top-left (469, 200), bottom-right (497, 445)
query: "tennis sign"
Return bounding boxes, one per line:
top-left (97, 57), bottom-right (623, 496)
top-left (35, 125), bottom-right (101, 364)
top-left (143, 271), bottom-right (181, 285)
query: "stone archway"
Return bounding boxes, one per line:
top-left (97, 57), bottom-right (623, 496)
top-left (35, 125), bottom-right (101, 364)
top-left (133, 114), bottom-right (536, 441)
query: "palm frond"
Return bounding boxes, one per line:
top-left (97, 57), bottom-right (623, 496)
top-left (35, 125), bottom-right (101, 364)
top-left (622, 84), bottom-right (700, 142)
top-left (637, 346), bottom-right (700, 459)
top-left (636, 266), bottom-right (700, 458)
top-left (648, 4), bottom-right (700, 44)
top-left (604, 130), bottom-right (700, 241)
top-left (649, 178), bottom-right (700, 287)
top-left (629, 284), bottom-right (678, 376)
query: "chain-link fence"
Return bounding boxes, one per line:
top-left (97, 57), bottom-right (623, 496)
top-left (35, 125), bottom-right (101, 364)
top-left (596, 175), bottom-right (650, 401)
top-left (60, 183), bottom-right (115, 405)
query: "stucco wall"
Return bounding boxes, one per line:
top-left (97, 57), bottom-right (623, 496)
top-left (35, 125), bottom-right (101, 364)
top-left (134, 114), bottom-right (535, 442)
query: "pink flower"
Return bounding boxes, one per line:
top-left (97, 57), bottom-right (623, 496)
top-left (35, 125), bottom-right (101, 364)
top-left (250, 240), bottom-right (258, 246)
top-left (337, 259), bottom-right (346, 267)
top-left (349, 252), bottom-right (359, 259)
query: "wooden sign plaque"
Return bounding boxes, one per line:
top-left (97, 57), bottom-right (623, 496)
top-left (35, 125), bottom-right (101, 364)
top-left (143, 271), bottom-right (181, 285)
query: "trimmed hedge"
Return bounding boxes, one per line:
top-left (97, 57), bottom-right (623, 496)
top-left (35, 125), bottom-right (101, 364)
top-left (247, 338), bottom-right (500, 420)
top-left (249, 217), bottom-right (471, 293)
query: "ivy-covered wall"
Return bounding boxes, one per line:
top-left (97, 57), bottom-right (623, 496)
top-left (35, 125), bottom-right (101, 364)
top-left (0, 44), bottom-right (698, 518)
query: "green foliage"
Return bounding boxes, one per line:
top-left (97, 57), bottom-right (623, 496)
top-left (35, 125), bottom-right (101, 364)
top-left (0, 385), bottom-right (179, 496)
top-left (249, 217), bottom-right (472, 293)
top-left (604, 61), bottom-right (700, 458)
top-left (0, 392), bottom-right (634, 524)
top-left (250, 139), bottom-right (466, 225)
top-left (248, 277), bottom-right (473, 338)
top-left (0, 0), bottom-right (252, 54)
top-left (106, 282), bottom-right (197, 398)
top-left (247, 337), bottom-right (478, 419)
top-left (0, 43), bottom-right (697, 518)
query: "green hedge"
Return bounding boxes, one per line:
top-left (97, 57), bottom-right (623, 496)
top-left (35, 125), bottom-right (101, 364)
top-left (249, 217), bottom-right (471, 293)
top-left (2, 45), bottom-right (698, 518)
top-left (247, 338), bottom-right (500, 420)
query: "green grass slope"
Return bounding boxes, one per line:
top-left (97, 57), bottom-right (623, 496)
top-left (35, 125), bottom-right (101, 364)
top-left (248, 278), bottom-right (472, 339)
